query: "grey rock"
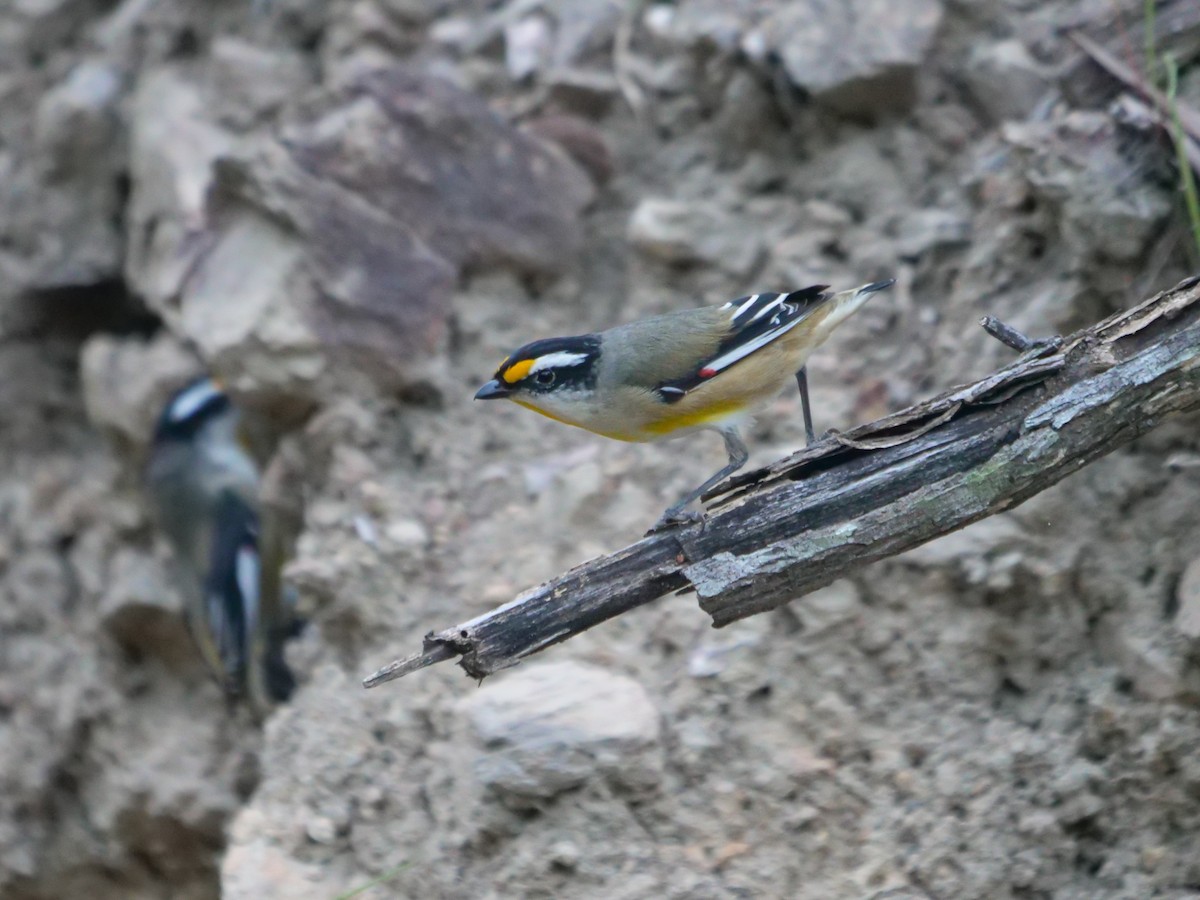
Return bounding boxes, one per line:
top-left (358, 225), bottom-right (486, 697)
top-left (376, 0), bottom-right (453, 26)
top-left (628, 197), bottom-right (762, 274)
top-left (222, 829), bottom-right (330, 900)
top-left (1005, 112), bottom-right (1174, 263)
top-left (137, 64), bottom-right (591, 398)
top-left (505, 15), bottom-right (551, 80)
top-left (687, 623), bottom-right (764, 680)
top-left (81, 687), bottom-right (247, 876)
top-left (459, 661), bottom-right (663, 802)
top-left (0, 59), bottom-right (125, 295)
top-left (800, 579), bottom-right (863, 634)
top-left (317, 66), bottom-right (593, 273)
top-left (79, 331), bottom-right (199, 447)
top-left (963, 39), bottom-right (1053, 125)
top-left (209, 37), bottom-right (314, 128)
top-left (125, 66), bottom-right (236, 309)
top-left (523, 113), bottom-right (613, 185)
top-left (97, 548), bottom-right (197, 670)
top-left (894, 207), bottom-right (972, 258)
top-left (543, 66), bottom-right (622, 117)
top-left (750, 0), bottom-right (944, 118)
top-left (1108, 625), bottom-right (1193, 701)
top-left (1, 0), bottom-right (97, 60)
top-left (172, 204), bottom-right (326, 398)
top-left (712, 68), bottom-right (777, 164)
top-left (1174, 557), bottom-right (1200, 639)
top-left (546, 0), bottom-right (622, 68)
top-left (33, 60), bottom-right (123, 179)
top-left (657, 0), bottom-right (758, 54)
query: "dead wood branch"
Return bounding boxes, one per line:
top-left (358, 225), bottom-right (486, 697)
top-left (365, 276), bottom-right (1200, 688)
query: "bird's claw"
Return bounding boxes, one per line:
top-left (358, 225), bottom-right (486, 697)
top-left (646, 508), bottom-right (705, 535)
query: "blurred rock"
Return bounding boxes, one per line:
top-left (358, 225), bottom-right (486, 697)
top-left (33, 60), bottom-right (123, 180)
top-left (686, 618), bottom-right (769, 691)
top-left (80, 331), bottom-right (199, 447)
top-left (523, 113), bottom-right (614, 185)
top-left (657, 0), bottom-right (754, 53)
top-left (136, 64), bottom-right (593, 399)
top-left (504, 15), bottom-right (551, 81)
top-left (0, 58), bottom-right (125, 296)
top-left (173, 203), bottom-right (326, 400)
top-left (801, 579), bottom-right (863, 634)
top-left (547, 0), bottom-right (622, 68)
top-left (811, 135), bottom-right (908, 219)
top-left (749, 0), bottom-right (944, 118)
top-left (459, 661), bottom-right (663, 803)
top-left (376, 0), bottom-right (453, 27)
top-left (543, 66), bottom-right (621, 117)
top-left (222, 667), bottom-right (434, 899)
top-left (894, 207), bottom-right (972, 259)
top-left (1004, 112), bottom-right (1173, 263)
top-left (126, 66), bottom-right (236, 310)
top-left (317, 66), bottom-right (594, 273)
top-left (764, 199), bottom-right (855, 287)
top-left (963, 39), bottom-right (1052, 125)
top-left (209, 37), bottom-right (314, 128)
top-left (222, 823), bottom-right (331, 900)
top-left (628, 197), bottom-right (762, 274)
top-left (82, 684), bottom-right (249, 884)
top-left (97, 548), bottom-right (198, 671)
top-left (0, 0), bottom-right (100, 70)
top-left (1174, 557), bottom-right (1200, 639)
top-left (712, 68), bottom-right (777, 165)
top-left (1108, 625), bottom-right (1195, 701)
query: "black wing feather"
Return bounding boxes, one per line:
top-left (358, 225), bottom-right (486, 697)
top-left (656, 285), bottom-right (830, 402)
top-left (202, 491), bottom-right (259, 692)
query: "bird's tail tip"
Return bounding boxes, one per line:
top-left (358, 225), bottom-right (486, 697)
top-left (859, 278), bottom-right (896, 295)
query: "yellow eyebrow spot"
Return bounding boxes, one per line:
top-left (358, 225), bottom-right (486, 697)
top-left (503, 358), bottom-right (535, 384)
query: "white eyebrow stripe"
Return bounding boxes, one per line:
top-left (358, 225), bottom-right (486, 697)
top-left (748, 294), bottom-right (787, 323)
top-left (531, 351), bottom-right (590, 372)
top-left (169, 380), bottom-right (223, 422)
top-left (704, 316), bottom-right (804, 373)
top-left (732, 293), bottom-right (761, 320)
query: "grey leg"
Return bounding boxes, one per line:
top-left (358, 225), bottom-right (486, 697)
top-left (795, 366), bottom-right (816, 444)
top-left (652, 429), bottom-right (750, 531)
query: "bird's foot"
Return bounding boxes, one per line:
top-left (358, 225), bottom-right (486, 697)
top-left (646, 507), bottom-right (705, 535)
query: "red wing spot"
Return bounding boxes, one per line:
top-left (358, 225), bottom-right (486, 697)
top-left (699, 367), bottom-right (717, 378)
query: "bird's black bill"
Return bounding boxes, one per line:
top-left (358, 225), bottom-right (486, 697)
top-left (861, 279), bottom-right (896, 294)
top-left (474, 379), bottom-right (512, 400)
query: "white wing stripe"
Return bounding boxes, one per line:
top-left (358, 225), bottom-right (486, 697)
top-left (236, 546), bottom-right (260, 633)
top-left (704, 316), bottom-right (804, 374)
top-left (732, 294), bottom-right (761, 320)
top-left (748, 295), bottom-right (786, 323)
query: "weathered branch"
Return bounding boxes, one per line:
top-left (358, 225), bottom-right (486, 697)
top-left (365, 276), bottom-right (1200, 688)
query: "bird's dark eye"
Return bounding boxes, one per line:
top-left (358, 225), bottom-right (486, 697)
top-left (535, 370), bottom-right (556, 386)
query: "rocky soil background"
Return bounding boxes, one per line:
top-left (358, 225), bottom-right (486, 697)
top-left (3, 0), bottom-right (1200, 897)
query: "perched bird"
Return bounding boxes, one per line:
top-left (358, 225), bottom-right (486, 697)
top-left (476, 280), bottom-right (893, 528)
top-left (144, 377), bottom-right (299, 714)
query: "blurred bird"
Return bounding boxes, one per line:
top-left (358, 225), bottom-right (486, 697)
top-left (144, 377), bottom-right (300, 714)
top-left (476, 280), bottom-right (893, 529)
